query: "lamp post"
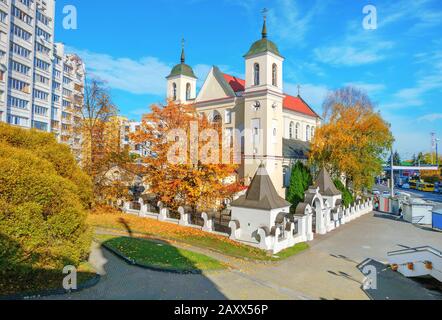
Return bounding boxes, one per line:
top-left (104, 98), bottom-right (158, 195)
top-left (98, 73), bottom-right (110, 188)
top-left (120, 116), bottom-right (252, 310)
top-left (436, 138), bottom-right (440, 168)
top-left (390, 148), bottom-right (394, 197)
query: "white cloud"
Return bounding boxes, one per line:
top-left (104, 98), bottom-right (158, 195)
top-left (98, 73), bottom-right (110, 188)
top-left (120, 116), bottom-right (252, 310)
top-left (267, 0), bottom-right (326, 45)
top-left (67, 46), bottom-right (170, 95)
top-left (418, 113), bottom-right (442, 122)
top-left (314, 40), bottom-right (394, 67)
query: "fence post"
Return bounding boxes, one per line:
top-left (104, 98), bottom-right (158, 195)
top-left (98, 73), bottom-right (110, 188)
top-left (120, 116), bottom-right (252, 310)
top-left (201, 212), bottom-right (214, 232)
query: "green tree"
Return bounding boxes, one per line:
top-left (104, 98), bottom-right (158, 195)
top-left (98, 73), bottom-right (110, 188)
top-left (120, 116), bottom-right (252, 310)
top-left (388, 151), bottom-right (401, 166)
top-left (286, 162), bottom-right (312, 210)
top-left (333, 179), bottom-right (354, 207)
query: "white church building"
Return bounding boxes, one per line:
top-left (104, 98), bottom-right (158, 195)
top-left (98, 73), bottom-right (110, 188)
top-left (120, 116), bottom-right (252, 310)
top-left (165, 16), bottom-right (321, 197)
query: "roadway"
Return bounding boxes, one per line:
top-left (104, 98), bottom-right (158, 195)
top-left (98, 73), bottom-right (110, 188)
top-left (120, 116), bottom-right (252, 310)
top-left (375, 184), bottom-right (442, 204)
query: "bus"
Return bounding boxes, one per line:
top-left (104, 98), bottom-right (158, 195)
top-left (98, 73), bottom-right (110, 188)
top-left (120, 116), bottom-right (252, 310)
top-left (409, 179), bottom-right (418, 190)
top-left (421, 182), bottom-right (435, 192)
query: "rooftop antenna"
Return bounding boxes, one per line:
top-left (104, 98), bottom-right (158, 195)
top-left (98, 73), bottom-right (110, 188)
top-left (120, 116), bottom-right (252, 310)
top-left (297, 85), bottom-right (301, 96)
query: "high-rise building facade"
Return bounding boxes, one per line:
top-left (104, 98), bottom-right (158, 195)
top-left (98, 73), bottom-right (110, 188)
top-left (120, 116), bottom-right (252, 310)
top-left (0, 0), bottom-right (85, 157)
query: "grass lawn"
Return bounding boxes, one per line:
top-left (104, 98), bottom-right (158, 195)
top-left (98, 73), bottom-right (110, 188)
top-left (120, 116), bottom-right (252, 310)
top-left (96, 234), bottom-right (225, 272)
top-left (0, 262), bottom-right (97, 298)
top-left (88, 212), bottom-right (309, 261)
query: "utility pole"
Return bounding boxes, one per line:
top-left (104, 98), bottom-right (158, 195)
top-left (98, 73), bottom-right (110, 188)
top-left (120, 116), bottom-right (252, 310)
top-left (390, 148), bottom-right (394, 197)
top-left (437, 139), bottom-right (440, 168)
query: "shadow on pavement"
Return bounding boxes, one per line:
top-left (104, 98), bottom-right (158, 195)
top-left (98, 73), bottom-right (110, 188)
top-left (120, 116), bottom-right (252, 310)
top-left (47, 237), bottom-right (228, 300)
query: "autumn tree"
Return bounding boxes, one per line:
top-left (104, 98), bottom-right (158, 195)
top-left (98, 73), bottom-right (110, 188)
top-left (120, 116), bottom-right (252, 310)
top-left (310, 87), bottom-right (394, 192)
top-left (74, 78), bottom-right (132, 203)
top-left (131, 100), bottom-right (242, 212)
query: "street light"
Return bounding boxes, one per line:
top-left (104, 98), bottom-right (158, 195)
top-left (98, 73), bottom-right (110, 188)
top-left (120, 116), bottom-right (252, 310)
top-left (436, 138), bottom-right (440, 168)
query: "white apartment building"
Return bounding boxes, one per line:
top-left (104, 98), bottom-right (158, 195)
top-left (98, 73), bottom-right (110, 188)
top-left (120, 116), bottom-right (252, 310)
top-left (0, 0), bottom-right (85, 157)
top-left (121, 119), bottom-right (150, 158)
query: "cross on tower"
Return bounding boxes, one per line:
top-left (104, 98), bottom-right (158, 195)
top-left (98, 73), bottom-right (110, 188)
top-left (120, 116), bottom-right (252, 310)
top-left (262, 8), bottom-right (268, 21)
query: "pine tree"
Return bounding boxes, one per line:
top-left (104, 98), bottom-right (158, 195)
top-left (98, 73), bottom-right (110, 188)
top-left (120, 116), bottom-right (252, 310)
top-left (286, 162), bottom-right (312, 210)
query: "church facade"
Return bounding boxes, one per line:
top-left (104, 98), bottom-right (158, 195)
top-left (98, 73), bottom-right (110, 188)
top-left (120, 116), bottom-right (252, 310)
top-left (165, 18), bottom-right (321, 197)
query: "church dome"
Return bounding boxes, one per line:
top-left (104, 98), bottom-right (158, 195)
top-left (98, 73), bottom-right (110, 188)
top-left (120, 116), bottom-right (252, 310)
top-left (244, 16), bottom-right (282, 58)
top-left (244, 38), bottom-right (281, 58)
top-left (167, 40), bottom-right (197, 79)
top-left (167, 63), bottom-right (196, 79)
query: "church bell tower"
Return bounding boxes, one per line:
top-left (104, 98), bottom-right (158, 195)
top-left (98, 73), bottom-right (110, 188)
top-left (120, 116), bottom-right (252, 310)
top-left (166, 39), bottom-right (197, 104)
top-left (243, 10), bottom-right (286, 197)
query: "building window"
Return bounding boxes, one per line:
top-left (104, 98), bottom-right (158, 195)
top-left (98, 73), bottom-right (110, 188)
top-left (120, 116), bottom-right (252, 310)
top-left (306, 125), bottom-right (310, 141)
top-left (311, 126), bottom-right (315, 140)
top-left (225, 109), bottom-right (231, 124)
top-left (289, 121), bottom-right (294, 139)
top-left (272, 63), bottom-right (277, 87)
top-left (295, 123), bottom-right (300, 139)
top-left (186, 83), bottom-right (191, 100)
top-left (254, 63), bottom-right (260, 86)
top-left (212, 111), bottom-right (222, 124)
top-left (172, 83), bottom-right (177, 101)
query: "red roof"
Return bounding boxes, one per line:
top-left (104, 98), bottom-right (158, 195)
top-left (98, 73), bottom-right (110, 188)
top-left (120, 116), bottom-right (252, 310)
top-left (223, 74), bottom-right (245, 92)
top-left (283, 94), bottom-right (319, 118)
top-left (222, 73), bottom-right (319, 118)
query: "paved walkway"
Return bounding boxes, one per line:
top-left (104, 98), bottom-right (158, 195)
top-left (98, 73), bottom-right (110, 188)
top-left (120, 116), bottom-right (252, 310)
top-left (43, 213), bottom-right (442, 300)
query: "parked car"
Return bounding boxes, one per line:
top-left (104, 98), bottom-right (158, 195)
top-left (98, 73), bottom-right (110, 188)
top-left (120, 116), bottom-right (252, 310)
top-left (372, 189), bottom-right (380, 195)
top-left (382, 191), bottom-right (391, 197)
top-left (401, 183), bottom-right (410, 189)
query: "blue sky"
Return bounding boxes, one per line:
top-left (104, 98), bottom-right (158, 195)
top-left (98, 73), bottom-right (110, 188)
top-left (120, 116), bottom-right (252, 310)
top-left (54, 0), bottom-right (442, 159)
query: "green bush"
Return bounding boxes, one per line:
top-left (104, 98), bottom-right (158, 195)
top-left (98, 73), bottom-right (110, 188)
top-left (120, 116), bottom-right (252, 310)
top-left (286, 162), bottom-right (312, 210)
top-left (333, 179), bottom-right (354, 207)
top-left (0, 124), bottom-right (93, 275)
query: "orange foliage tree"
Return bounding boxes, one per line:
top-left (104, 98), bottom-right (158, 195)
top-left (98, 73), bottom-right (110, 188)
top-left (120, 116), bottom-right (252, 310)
top-left (310, 88), bottom-right (394, 191)
top-left (131, 100), bottom-right (242, 212)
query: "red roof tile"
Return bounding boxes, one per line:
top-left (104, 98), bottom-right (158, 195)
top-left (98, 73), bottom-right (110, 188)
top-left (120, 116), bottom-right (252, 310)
top-left (223, 74), bottom-right (245, 92)
top-left (223, 73), bottom-right (319, 118)
top-left (283, 94), bottom-right (319, 118)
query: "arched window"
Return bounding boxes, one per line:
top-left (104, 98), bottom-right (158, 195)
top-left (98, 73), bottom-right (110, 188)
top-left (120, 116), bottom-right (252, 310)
top-left (211, 110), bottom-right (222, 124)
top-left (172, 83), bottom-right (177, 101)
top-left (254, 63), bottom-right (260, 86)
top-left (306, 125), bottom-right (310, 141)
top-left (272, 63), bottom-right (277, 87)
top-left (311, 127), bottom-right (315, 140)
top-left (289, 121), bottom-right (294, 139)
top-left (186, 83), bottom-right (191, 100)
top-left (295, 123), bottom-right (300, 139)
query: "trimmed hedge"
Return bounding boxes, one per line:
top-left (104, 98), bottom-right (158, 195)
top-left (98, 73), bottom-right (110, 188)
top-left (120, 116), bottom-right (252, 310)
top-left (0, 124), bottom-right (93, 277)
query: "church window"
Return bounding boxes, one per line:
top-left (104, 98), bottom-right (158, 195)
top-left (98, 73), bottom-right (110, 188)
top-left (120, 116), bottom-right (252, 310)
top-left (225, 109), bottom-right (231, 124)
top-left (272, 63), bottom-right (277, 87)
top-left (306, 125), bottom-right (310, 141)
top-left (254, 63), bottom-right (260, 86)
top-left (311, 126), bottom-right (315, 139)
top-left (212, 111), bottom-right (222, 123)
top-left (295, 123), bottom-right (300, 139)
top-left (172, 83), bottom-right (177, 101)
top-left (289, 121), bottom-right (294, 139)
top-left (186, 83), bottom-right (191, 100)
